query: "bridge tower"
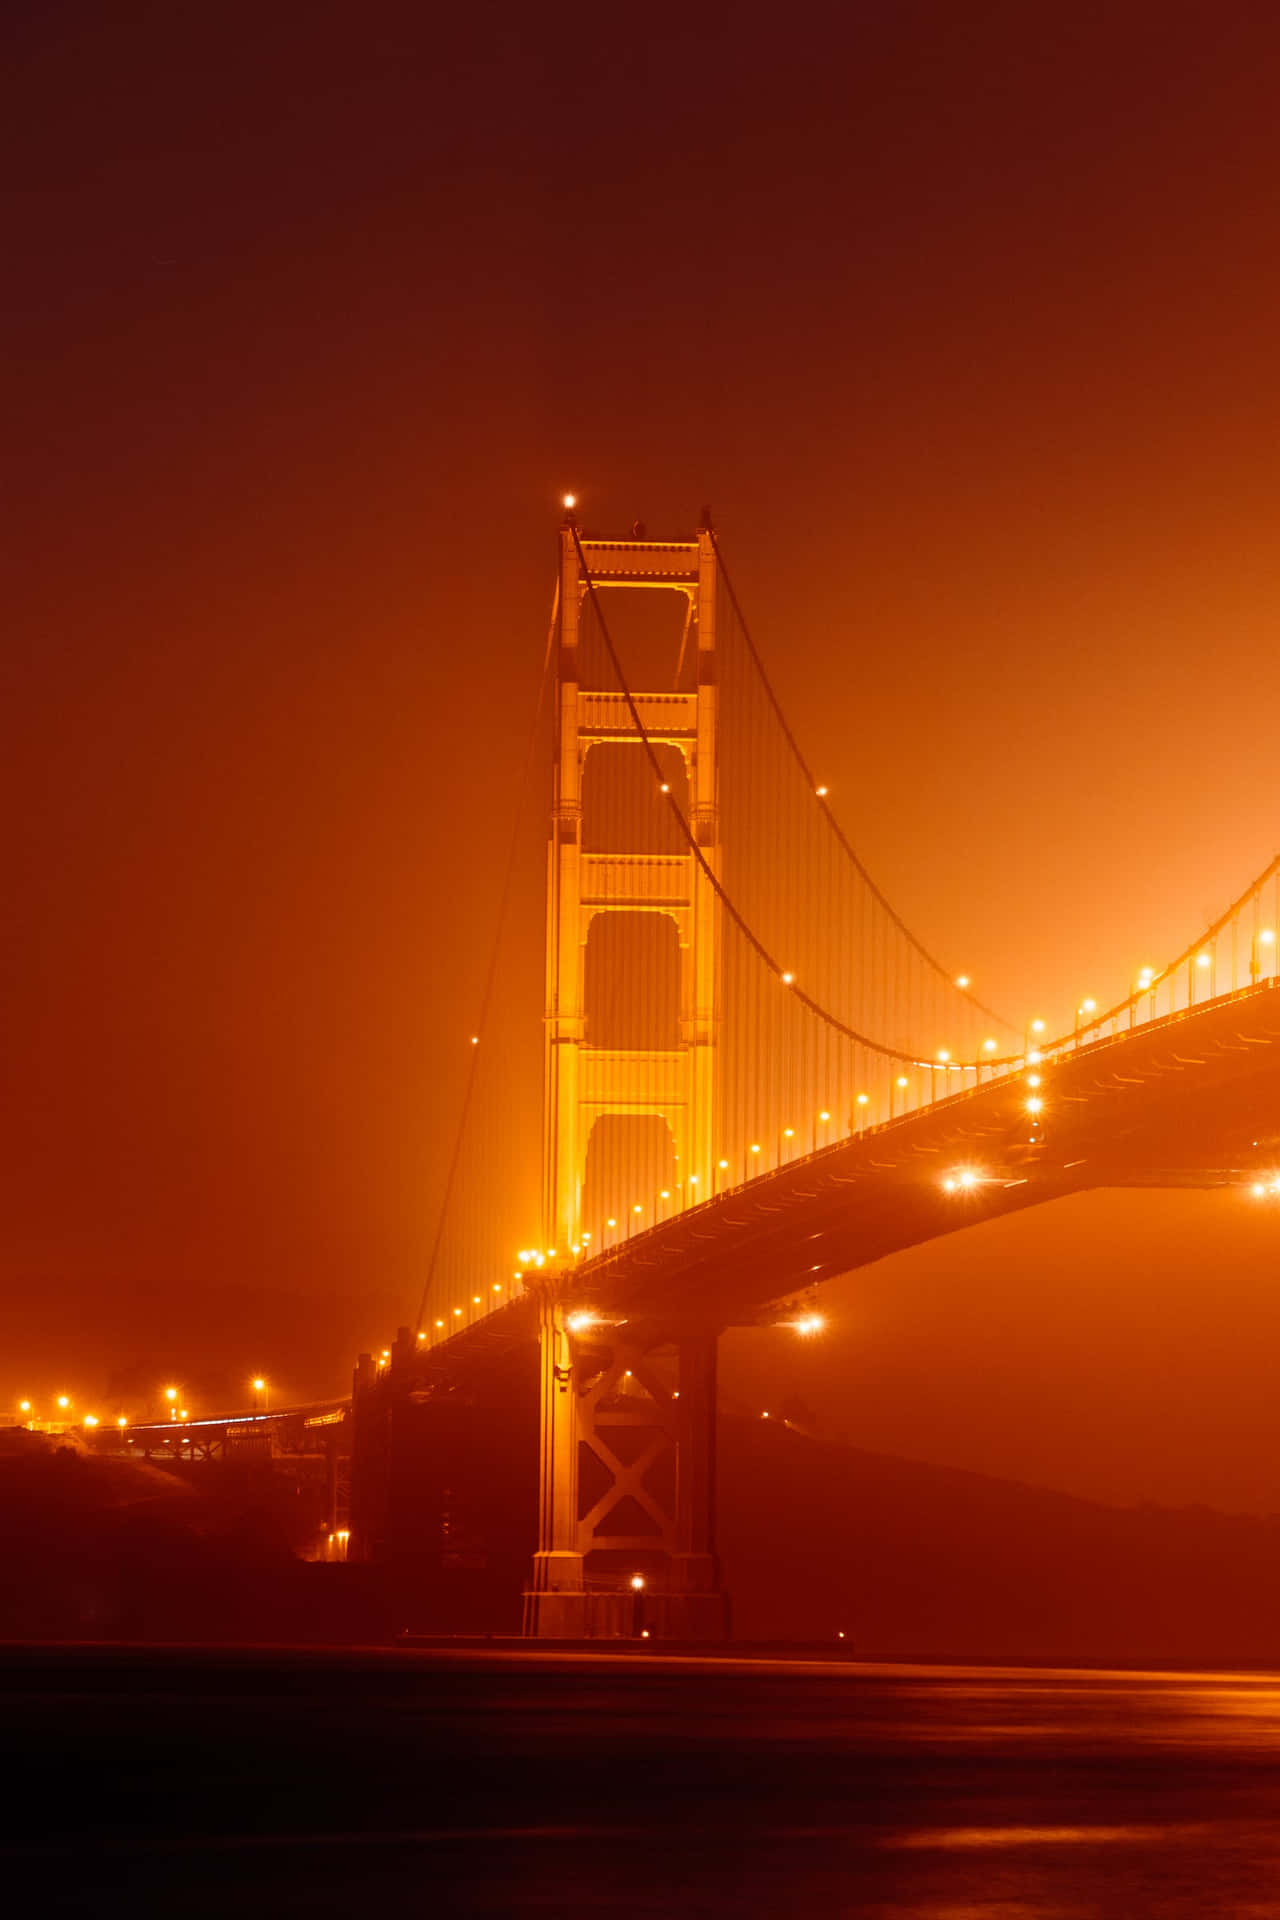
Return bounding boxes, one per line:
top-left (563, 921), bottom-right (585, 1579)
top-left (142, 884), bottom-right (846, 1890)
top-left (526, 516), bottom-right (728, 1637)
top-left (542, 519), bottom-right (720, 1252)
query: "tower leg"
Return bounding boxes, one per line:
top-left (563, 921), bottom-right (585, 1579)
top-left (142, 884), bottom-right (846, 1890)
top-left (523, 1308), bottom-right (729, 1640)
top-left (523, 1298), bottom-right (587, 1636)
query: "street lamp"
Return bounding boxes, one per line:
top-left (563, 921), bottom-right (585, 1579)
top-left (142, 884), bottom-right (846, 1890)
top-left (252, 1377), bottom-right (269, 1413)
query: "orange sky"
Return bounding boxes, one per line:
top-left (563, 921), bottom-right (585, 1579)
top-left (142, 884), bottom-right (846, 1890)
top-left (7, 2), bottom-right (1280, 1508)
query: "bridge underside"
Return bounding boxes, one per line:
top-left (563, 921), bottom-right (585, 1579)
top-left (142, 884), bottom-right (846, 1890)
top-left (370, 983), bottom-right (1280, 1635)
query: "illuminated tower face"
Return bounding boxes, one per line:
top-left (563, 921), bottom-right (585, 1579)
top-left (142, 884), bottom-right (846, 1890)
top-left (543, 524), bottom-right (719, 1257)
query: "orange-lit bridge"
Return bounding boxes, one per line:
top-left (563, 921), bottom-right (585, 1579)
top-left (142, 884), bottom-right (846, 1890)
top-left (346, 517), bottom-right (1280, 1636)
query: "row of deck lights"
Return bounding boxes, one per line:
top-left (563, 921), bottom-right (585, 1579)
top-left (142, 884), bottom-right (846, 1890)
top-left (14, 1376), bottom-right (272, 1430)
top-left (426, 921), bottom-right (1278, 1346)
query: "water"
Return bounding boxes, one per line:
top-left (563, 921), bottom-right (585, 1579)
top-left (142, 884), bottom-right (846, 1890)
top-left (8, 1645), bottom-right (1280, 1915)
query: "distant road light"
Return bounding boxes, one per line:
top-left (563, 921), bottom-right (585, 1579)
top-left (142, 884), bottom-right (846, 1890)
top-left (57, 1395), bottom-right (70, 1410)
top-left (1026, 1095), bottom-right (1044, 1115)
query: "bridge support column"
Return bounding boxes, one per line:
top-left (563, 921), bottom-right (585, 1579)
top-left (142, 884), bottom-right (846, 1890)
top-left (523, 1297), bottom-right (587, 1636)
top-left (523, 1293), bottom-right (728, 1640)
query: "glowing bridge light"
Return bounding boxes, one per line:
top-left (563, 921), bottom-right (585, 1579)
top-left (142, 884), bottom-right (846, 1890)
top-left (164, 1388), bottom-right (178, 1403)
top-left (856, 1093), bottom-right (869, 1106)
top-left (750, 1143), bottom-right (761, 1155)
top-left (1030, 1019), bottom-right (1046, 1034)
top-left (563, 493), bottom-right (576, 510)
top-left (56, 1396), bottom-right (70, 1410)
top-left (1252, 1182), bottom-right (1267, 1197)
top-left (116, 1416), bottom-right (127, 1429)
top-left (473, 1294), bottom-right (481, 1305)
top-left (936, 1049), bottom-right (950, 1064)
top-left (781, 971), bottom-right (795, 985)
top-left (630, 1574), bottom-right (646, 1591)
top-left (1027, 1047), bottom-right (1043, 1064)
top-left (606, 1217), bottom-right (617, 1227)
top-left (1026, 1071), bottom-right (1042, 1087)
top-left (18, 1400), bottom-right (31, 1414)
top-left (1081, 998), bottom-right (1098, 1014)
top-left (470, 1035), bottom-right (479, 1045)
top-left (567, 1311), bottom-right (596, 1333)
top-left (982, 1038), bottom-right (997, 1053)
top-left (1196, 952), bottom-right (1212, 969)
top-left (1026, 1095), bottom-right (1044, 1114)
top-left (718, 1159), bottom-right (729, 1170)
top-left (943, 1169), bottom-right (980, 1193)
top-left (896, 1075), bottom-right (909, 1089)
top-left (794, 1313), bottom-right (824, 1336)
top-left (1261, 929), bottom-right (1276, 946)
top-left (435, 1318), bottom-right (444, 1328)
top-left (83, 1415), bottom-right (99, 1429)
top-left (453, 1307), bottom-right (463, 1317)
top-left (783, 1128), bottom-right (795, 1139)
top-left (815, 785), bottom-right (828, 797)
top-left (659, 782), bottom-right (669, 793)
top-left (955, 975), bottom-right (970, 989)
top-left (632, 1202), bottom-right (643, 1213)
top-left (819, 1109), bottom-right (830, 1122)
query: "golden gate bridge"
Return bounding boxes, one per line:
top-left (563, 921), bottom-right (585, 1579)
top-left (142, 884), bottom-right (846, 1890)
top-left (115, 511), bottom-right (1280, 1636)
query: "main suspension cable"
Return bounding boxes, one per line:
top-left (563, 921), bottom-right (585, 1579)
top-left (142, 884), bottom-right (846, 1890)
top-left (709, 527), bottom-right (1017, 1034)
top-left (572, 524), bottom-right (991, 1068)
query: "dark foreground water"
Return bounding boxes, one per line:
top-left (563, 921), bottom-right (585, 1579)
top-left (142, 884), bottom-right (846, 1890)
top-left (7, 1644), bottom-right (1280, 1916)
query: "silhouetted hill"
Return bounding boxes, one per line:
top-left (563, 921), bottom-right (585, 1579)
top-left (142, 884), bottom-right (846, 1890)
top-left (720, 1414), bottom-right (1280, 1662)
top-left (9, 1420), bottom-right (1280, 1661)
top-left (0, 1433), bottom-right (387, 1642)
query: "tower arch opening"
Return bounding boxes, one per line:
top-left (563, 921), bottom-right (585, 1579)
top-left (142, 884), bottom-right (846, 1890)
top-left (584, 910), bottom-right (681, 1051)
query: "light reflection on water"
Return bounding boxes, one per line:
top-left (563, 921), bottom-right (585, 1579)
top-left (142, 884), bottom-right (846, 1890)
top-left (15, 1650), bottom-right (1280, 1916)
